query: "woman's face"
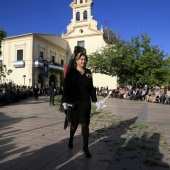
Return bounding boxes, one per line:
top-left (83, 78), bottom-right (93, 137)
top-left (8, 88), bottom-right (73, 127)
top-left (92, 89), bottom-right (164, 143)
top-left (76, 55), bottom-right (87, 68)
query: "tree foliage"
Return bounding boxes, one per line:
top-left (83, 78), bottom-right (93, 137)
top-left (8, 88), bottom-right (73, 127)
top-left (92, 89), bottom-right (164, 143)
top-left (0, 29), bottom-right (13, 79)
top-left (88, 33), bottom-right (170, 86)
top-left (0, 30), bottom-right (7, 55)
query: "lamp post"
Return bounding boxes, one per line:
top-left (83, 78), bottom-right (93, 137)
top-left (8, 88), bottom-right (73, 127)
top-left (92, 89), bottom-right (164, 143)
top-left (23, 75), bottom-right (26, 86)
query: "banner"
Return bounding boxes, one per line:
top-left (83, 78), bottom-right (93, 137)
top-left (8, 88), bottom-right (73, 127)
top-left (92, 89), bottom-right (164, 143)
top-left (43, 63), bottom-right (49, 78)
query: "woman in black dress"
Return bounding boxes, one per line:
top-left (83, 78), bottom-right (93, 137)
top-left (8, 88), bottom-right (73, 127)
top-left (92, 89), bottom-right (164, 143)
top-left (62, 52), bottom-right (97, 158)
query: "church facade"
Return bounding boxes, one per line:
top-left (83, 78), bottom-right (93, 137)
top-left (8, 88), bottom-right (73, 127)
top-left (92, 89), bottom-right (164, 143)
top-left (1, 0), bottom-right (118, 89)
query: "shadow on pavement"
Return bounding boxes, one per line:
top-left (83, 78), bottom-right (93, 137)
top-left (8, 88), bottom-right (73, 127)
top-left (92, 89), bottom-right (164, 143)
top-left (0, 112), bottom-right (29, 165)
top-left (0, 113), bottom-right (169, 170)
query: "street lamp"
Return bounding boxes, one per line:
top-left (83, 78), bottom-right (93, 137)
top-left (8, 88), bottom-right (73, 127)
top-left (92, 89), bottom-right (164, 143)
top-left (23, 75), bottom-right (26, 86)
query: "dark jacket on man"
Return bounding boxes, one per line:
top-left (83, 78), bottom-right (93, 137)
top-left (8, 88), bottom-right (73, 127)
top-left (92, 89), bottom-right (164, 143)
top-left (49, 82), bottom-right (55, 105)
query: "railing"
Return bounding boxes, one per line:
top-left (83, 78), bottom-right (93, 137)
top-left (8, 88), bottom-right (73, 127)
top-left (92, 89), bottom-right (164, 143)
top-left (34, 60), bottom-right (64, 71)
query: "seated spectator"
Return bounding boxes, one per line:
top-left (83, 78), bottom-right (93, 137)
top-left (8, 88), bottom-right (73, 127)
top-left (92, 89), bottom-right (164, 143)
top-left (118, 88), bottom-right (126, 99)
top-left (99, 87), bottom-right (104, 96)
top-left (124, 88), bottom-right (130, 100)
top-left (128, 89), bottom-right (134, 100)
top-left (114, 89), bottom-right (119, 98)
top-left (141, 88), bottom-right (147, 100)
top-left (145, 88), bottom-right (154, 102)
top-left (130, 88), bottom-right (141, 101)
top-left (110, 89), bottom-right (115, 98)
top-left (164, 88), bottom-right (170, 104)
top-left (135, 88), bottom-right (143, 100)
top-left (101, 87), bottom-right (105, 96)
top-left (104, 87), bottom-right (108, 97)
top-left (151, 88), bottom-right (160, 103)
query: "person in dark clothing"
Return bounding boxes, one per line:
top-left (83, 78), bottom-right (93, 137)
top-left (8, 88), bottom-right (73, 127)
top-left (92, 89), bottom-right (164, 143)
top-left (44, 85), bottom-right (49, 98)
top-left (33, 84), bottom-right (39, 101)
top-left (49, 82), bottom-right (55, 106)
top-left (62, 52), bottom-right (97, 158)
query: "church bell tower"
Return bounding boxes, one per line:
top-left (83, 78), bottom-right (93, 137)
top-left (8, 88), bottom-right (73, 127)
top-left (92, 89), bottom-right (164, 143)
top-left (62, 0), bottom-right (103, 50)
top-left (65, 0), bottom-right (98, 33)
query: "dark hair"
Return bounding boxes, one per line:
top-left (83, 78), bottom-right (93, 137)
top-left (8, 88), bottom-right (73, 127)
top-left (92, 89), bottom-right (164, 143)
top-left (74, 52), bottom-right (88, 67)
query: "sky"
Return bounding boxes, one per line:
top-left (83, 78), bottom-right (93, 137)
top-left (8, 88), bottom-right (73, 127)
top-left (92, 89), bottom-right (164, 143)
top-left (0, 0), bottom-right (170, 56)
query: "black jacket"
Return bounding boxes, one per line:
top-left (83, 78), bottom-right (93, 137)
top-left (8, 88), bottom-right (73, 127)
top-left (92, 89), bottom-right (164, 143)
top-left (49, 84), bottom-right (55, 95)
top-left (62, 68), bottom-right (97, 103)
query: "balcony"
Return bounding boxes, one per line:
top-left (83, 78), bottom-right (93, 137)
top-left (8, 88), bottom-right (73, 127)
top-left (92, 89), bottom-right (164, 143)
top-left (13, 60), bottom-right (25, 67)
top-left (34, 60), bottom-right (64, 71)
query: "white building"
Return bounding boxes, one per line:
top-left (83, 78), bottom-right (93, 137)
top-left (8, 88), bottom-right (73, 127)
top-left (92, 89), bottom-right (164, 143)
top-left (1, 33), bottom-right (67, 87)
top-left (1, 0), bottom-right (118, 89)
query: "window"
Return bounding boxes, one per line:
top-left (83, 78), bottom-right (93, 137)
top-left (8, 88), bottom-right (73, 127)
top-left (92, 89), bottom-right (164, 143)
top-left (40, 51), bottom-right (43, 61)
top-left (80, 0), bottom-right (83, 3)
top-left (77, 41), bottom-right (84, 48)
top-left (52, 56), bottom-right (55, 64)
top-left (83, 10), bottom-right (87, 20)
top-left (76, 12), bottom-right (80, 21)
top-left (61, 59), bottom-right (64, 67)
top-left (17, 49), bottom-right (23, 60)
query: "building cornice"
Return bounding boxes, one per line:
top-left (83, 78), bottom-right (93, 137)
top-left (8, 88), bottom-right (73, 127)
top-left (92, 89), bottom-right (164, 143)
top-left (3, 33), bottom-right (67, 54)
top-left (62, 26), bottom-right (103, 39)
top-left (63, 32), bottom-right (103, 40)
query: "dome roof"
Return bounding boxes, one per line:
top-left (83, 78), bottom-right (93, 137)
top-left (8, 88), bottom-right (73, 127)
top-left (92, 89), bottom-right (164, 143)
top-left (103, 28), bottom-right (117, 44)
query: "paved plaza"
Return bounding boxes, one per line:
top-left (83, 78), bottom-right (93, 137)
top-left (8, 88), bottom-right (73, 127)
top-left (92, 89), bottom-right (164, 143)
top-left (0, 96), bottom-right (170, 170)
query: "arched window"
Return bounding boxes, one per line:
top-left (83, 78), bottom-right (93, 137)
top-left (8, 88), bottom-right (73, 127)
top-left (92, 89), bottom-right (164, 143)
top-left (83, 10), bottom-right (87, 20)
top-left (76, 12), bottom-right (80, 21)
top-left (80, 0), bottom-right (83, 3)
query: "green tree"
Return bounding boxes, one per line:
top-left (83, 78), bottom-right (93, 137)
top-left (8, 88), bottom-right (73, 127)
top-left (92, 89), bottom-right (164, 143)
top-left (88, 33), bottom-right (168, 86)
top-left (162, 56), bottom-right (170, 84)
top-left (0, 30), bottom-right (7, 55)
top-left (0, 29), bottom-right (13, 79)
top-left (128, 34), bottom-right (167, 86)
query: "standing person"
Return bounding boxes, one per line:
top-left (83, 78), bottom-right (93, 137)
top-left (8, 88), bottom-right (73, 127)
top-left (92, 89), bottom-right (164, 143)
top-left (49, 82), bottom-right (55, 106)
top-left (33, 84), bottom-right (39, 101)
top-left (44, 85), bottom-right (49, 98)
top-left (62, 52), bottom-right (97, 158)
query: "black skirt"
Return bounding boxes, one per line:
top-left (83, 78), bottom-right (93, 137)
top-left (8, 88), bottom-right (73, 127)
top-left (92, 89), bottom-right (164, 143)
top-left (71, 99), bottom-right (91, 126)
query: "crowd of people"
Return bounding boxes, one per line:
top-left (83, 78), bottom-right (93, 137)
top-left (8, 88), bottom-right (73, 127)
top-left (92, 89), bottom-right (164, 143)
top-left (97, 85), bottom-right (170, 104)
top-left (2, 82), bottom-right (170, 107)
top-left (0, 82), bottom-right (62, 106)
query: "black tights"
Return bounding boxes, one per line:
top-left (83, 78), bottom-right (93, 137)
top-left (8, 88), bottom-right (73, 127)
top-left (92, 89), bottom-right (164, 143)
top-left (69, 123), bottom-right (89, 151)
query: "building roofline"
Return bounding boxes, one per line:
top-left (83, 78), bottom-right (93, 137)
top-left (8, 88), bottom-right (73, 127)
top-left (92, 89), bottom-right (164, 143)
top-left (4, 33), bottom-right (61, 40)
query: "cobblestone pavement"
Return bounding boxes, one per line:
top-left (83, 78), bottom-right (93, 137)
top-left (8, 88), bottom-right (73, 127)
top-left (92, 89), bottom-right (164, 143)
top-left (0, 96), bottom-right (170, 170)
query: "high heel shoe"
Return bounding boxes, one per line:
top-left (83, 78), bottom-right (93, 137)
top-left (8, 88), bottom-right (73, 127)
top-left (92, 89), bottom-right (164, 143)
top-left (68, 142), bottom-right (73, 149)
top-left (83, 147), bottom-right (91, 158)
